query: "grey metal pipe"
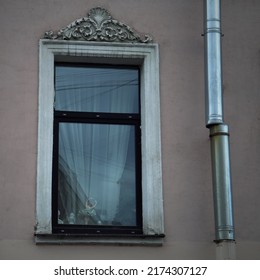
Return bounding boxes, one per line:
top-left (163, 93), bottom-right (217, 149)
top-left (204, 0), bottom-right (235, 242)
top-left (209, 124), bottom-right (235, 240)
top-left (204, 0), bottom-right (223, 127)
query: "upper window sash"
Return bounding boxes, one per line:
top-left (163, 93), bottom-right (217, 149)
top-left (54, 64), bottom-right (140, 114)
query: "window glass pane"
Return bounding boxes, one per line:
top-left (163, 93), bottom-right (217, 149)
top-left (57, 122), bottom-right (137, 227)
top-left (55, 66), bottom-right (139, 113)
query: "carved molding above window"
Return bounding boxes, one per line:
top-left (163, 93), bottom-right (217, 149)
top-left (44, 7), bottom-right (152, 43)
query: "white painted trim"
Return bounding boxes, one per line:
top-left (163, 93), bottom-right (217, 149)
top-left (36, 40), bottom-right (164, 243)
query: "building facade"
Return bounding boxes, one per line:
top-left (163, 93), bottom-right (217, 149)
top-left (0, 0), bottom-right (260, 259)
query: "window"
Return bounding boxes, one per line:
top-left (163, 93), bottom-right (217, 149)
top-left (35, 40), bottom-right (164, 245)
top-left (53, 64), bottom-right (142, 234)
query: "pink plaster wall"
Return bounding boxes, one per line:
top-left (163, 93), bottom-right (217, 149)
top-left (0, 0), bottom-right (260, 259)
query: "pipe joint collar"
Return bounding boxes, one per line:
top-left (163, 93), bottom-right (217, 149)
top-left (209, 124), bottom-right (229, 137)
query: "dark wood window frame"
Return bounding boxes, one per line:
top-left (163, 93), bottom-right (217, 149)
top-left (52, 63), bottom-right (143, 235)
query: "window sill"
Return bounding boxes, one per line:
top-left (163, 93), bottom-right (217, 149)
top-left (34, 233), bottom-right (165, 246)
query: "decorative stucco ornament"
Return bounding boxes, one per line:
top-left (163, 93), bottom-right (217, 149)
top-left (44, 7), bottom-right (153, 43)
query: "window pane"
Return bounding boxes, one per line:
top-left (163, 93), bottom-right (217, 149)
top-left (57, 122), bottom-right (138, 227)
top-left (55, 66), bottom-right (139, 113)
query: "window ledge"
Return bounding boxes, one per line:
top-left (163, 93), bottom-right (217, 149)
top-left (35, 233), bottom-right (165, 246)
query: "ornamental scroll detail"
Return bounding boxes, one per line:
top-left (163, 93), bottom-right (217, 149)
top-left (44, 7), bottom-right (153, 43)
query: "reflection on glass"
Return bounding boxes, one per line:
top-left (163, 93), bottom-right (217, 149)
top-left (55, 66), bottom-right (139, 113)
top-left (57, 122), bottom-right (137, 226)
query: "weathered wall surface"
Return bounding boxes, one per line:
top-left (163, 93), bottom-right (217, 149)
top-left (0, 0), bottom-right (260, 259)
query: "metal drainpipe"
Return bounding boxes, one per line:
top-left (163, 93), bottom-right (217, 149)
top-left (203, 0), bottom-right (235, 258)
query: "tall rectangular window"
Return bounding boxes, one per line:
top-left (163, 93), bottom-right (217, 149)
top-left (52, 64), bottom-right (142, 234)
top-left (36, 41), bottom-right (164, 245)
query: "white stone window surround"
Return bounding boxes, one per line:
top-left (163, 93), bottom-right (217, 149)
top-left (35, 40), bottom-right (164, 245)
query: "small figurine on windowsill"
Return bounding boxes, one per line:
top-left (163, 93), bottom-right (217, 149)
top-left (79, 198), bottom-right (98, 225)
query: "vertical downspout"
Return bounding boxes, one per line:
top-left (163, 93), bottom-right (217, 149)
top-left (203, 0), bottom-right (236, 259)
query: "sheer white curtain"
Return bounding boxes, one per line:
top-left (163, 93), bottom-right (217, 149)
top-left (55, 66), bottom-right (138, 226)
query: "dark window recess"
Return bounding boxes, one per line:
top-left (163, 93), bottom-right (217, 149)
top-left (52, 64), bottom-right (142, 234)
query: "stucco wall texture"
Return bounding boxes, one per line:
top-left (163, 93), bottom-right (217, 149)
top-left (0, 0), bottom-right (260, 259)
